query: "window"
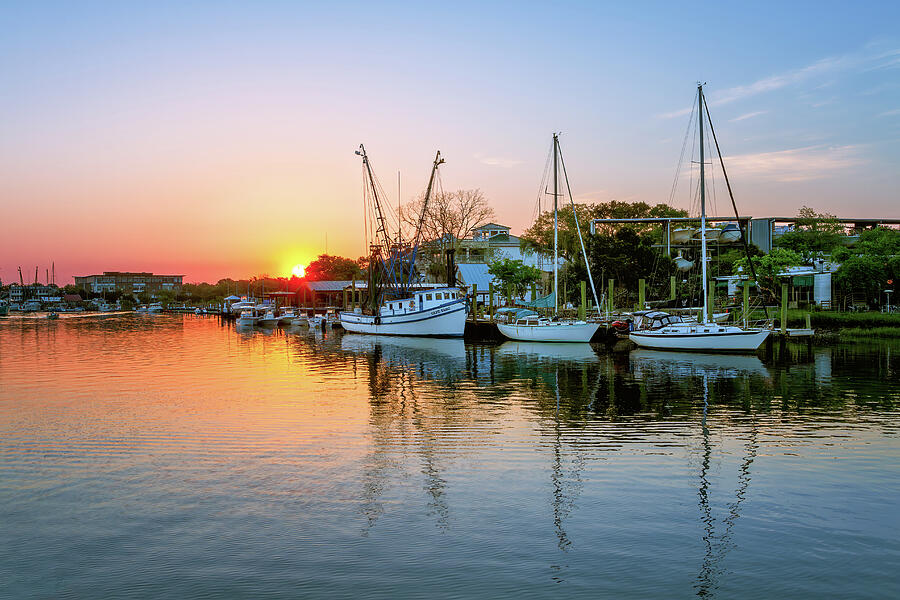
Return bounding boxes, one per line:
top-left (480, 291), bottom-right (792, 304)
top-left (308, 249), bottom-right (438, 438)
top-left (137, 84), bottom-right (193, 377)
top-left (426, 294), bottom-right (432, 301)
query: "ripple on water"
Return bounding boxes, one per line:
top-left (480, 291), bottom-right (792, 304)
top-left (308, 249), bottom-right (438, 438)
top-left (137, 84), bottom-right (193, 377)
top-left (1, 314), bottom-right (899, 598)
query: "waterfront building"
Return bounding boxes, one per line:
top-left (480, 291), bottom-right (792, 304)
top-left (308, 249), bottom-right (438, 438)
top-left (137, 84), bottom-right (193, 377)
top-left (8, 284), bottom-right (60, 303)
top-left (74, 272), bottom-right (183, 295)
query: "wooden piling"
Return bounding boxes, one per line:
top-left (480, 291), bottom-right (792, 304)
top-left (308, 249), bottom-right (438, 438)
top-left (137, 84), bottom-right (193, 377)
top-left (579, 281), bottom-right (586, 320)
top-left (489, 283), bottom-right (494, 320)
top-left (472, 284), bottom-right (478, 322)
top-left (743, 280), bottom-right (750, 328)
top-left (781, 283), bottom-right (788, 335)
top-left (637, 278), bottom-right (645, 311)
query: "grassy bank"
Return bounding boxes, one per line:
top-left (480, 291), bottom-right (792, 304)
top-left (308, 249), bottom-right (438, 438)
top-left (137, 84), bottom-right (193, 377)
top-left (837, 326), bottom-right (900, 339)
top-left (774, 309), bottom-right (900, 337)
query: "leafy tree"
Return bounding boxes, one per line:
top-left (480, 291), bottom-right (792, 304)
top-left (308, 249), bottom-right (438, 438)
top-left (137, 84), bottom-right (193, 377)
top-left (564, 228), bottom-right (675, 307)
top-left (488, 258), bottom-right (541, 300)
top-left (305, 254), bottom-right (363, 281)
top-left (520, 200), bottom-right (687, 265)
top-left (775, 206), bottom-right (845, 262)
top-left (832, 227), bottom-right (900, 307)
top-left (734, 247), bottom-right (803, 302)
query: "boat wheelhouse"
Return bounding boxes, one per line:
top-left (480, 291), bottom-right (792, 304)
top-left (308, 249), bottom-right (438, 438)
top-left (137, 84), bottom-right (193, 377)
top-left (340, 287), bottom-right (467, 337)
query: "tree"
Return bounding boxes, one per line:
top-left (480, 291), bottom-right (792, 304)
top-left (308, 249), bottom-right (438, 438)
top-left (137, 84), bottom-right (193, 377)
top-left (832, 227), bottom-right (900, 307)
top-left (775, 206), bottom-right (845, 262)
top-left (400, 189), bottom-right (495, 279)
top-left (305, 254), bottom-right (363, 281)
top-left (488, 258), bottom-right (541, 300)
top-left (520, 200), bottom-right (687, 265)
top-left (564, 228), bottom-right (675, 307)
top-left (734, 247), bottom-right (803, 303)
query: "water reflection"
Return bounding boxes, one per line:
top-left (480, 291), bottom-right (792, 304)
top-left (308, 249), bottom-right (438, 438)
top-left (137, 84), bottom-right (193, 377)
top-left (2, 316), bottom-right (898, 598)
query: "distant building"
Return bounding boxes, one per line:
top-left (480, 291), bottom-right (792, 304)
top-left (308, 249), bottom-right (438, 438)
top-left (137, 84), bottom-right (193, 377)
top-left (9, 284), bottom-right (60, 303)
top-left (74, 272), bottom-right (183, 295)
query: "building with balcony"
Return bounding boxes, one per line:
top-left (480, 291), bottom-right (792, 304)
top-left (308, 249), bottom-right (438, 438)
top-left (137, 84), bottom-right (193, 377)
top-left (74, 272), bottom-right (183, 295)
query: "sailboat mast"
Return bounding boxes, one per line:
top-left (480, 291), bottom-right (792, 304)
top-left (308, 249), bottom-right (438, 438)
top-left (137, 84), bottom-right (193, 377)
top-left (553, 133), bottom-right (559, 315)
top-left (698, 83), bottom-right (708, 325)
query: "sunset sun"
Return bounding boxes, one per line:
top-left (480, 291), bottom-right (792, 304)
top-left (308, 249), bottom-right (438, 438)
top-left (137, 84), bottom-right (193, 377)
top-left (291, 263), bottom-right (306, 278)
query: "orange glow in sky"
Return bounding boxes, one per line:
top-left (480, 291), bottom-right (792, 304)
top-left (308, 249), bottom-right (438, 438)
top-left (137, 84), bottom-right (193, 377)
top-left (2, 4), bottom-right (897, 285)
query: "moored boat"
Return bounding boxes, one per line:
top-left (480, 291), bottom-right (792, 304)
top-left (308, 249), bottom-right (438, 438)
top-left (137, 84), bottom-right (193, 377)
top-left (496, 134), bottom-right (601, 343)
top-left (629, 84), bottom-right (770, 353)
top-left (236, 309), bottom-right (259, 326)
top-left (341, 287), bottom-right (467, 337)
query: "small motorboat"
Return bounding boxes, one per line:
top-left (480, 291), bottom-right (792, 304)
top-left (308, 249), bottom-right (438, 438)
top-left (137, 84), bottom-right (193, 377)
top-left (278, 310), bottom-right (296, 326)
top-left (237, 309), bottom-right (259, 327)
top-left (257, 310), bottom-right (279, 327)
top-left (290, 316), bottom-right (309, 327)
top-left (47, 312), bottom-right (60, 320)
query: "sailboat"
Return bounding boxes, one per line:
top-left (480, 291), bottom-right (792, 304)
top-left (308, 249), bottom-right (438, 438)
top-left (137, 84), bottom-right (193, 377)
top-left (629, 84), bottom-right (771, 353)
top-left (339, 146), bottom-right (467, 337)
top-left (497, 134), bottom-right (600, 343)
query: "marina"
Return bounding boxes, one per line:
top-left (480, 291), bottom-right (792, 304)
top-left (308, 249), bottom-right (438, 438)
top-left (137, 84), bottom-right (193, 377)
top-left (2, 3), bottom-right (898, 597)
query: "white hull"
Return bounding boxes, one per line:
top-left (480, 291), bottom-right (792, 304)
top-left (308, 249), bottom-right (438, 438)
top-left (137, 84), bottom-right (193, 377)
top-left (497, 321), bottom-right (600, 343)
top-left (340, 300), bottom-right (467, 337)
top-left (237, 317), bottom-right (258, 326)
top-left (629, 327), bottom-right (770, 352)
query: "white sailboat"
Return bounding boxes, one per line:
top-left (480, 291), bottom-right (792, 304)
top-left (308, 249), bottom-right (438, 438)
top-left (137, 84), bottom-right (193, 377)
top-left (339, 146), bottom-right (467, 337)
top-left (497, 134), bottom-right (600, 343)
top-left (629, 84), bottom-right (770, 353)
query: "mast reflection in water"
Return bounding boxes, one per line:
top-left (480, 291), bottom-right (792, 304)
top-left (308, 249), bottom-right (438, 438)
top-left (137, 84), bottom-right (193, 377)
top-left (1, 315), bottom-right (897, 598)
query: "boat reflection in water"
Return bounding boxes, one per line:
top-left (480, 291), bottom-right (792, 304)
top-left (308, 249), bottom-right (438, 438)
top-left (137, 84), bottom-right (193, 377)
top-left (629, 348), bottom-right (770, 380)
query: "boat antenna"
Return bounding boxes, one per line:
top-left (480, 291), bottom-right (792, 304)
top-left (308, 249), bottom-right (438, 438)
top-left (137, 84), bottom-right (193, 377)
top-left (557, 139), bottom-right (600, 311)
top-left (701, 93), bottom-right (769, 319)
top-left (698, 82), bottom-right (708, 325)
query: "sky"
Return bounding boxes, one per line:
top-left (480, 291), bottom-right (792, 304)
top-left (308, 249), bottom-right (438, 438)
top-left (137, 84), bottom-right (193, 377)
top-left (1, 1), bottom-right (898, 284)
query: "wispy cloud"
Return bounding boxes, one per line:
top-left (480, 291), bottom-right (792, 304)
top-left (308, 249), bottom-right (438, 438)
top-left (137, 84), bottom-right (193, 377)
top-left (729, 110), bottom-right (767, 122)
top-left (656, 44), bottom-right (900, 118)
top-left (863, 48), bottom-right (900, 71)
top-left (710, 56), bottom-right (850, 106)
top-left (877, 108), bottom-right (900, 117)
top-left (724, 145), bottom-right (863, 182)
top-left (657, 107), bottom-right (693, 120)
top-left (474, 153), bottom-right (521, 168)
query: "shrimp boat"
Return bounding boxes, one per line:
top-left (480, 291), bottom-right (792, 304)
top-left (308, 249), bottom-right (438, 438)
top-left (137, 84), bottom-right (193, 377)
top-left (497, 134), bottom-right (600, 343)
top-left (341, 287), bottom-right (467, 336)
top-left (629, 84), bottom-right (770, 353)
top-left (339, 146), bottom-right (467, 337)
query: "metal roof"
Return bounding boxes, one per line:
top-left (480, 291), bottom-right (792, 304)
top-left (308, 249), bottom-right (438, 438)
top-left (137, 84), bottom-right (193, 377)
top-left (456, 263), bottom-right (494, 292)
top-left (305, 280), bottom-right (355, 292)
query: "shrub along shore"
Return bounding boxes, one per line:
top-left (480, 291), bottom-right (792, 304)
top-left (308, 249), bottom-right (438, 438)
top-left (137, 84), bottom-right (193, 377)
top-left (776, 309), bottom-right (900, 339)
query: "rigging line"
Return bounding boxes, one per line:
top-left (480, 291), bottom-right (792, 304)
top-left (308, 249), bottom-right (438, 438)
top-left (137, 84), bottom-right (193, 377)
top-left (533, 144), bottom-right (554, 224)
top-left (702, 94), bottom-right (769, 319)
top-left (557, 139), bottom-right (601, 310)
top-left (667, 90), bottom-right (699, 207)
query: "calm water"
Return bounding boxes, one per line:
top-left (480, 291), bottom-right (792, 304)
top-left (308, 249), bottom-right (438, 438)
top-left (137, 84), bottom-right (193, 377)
top-left (1, 314), bottom-right (898, 599)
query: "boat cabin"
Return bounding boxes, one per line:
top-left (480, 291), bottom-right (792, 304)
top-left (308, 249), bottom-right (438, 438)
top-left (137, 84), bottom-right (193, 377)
top-left (632, 310), bottom-right (684, 331)
top-left (379, 287), bottom-right (463, 316)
